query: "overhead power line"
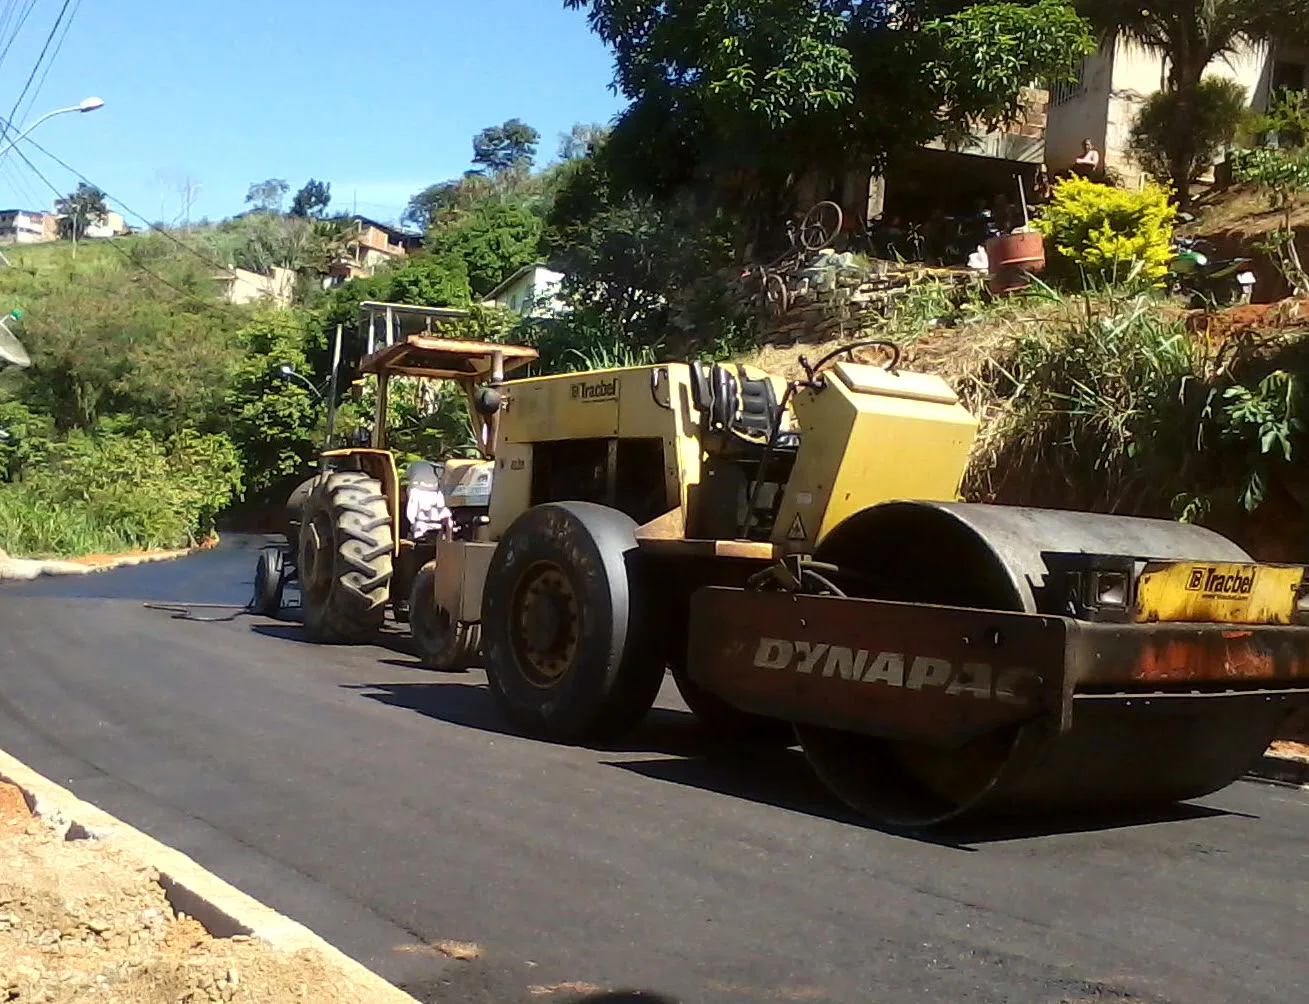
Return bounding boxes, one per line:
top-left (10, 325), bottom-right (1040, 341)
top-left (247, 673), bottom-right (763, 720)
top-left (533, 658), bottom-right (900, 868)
top-left (2, 138), bottom-right (238, 313)
top-left (1, 0), bottom-right (76, 151)
top-left (19, 133), bottom-right (241, 278)
top-left (16, 0), bottom-right (81, 128)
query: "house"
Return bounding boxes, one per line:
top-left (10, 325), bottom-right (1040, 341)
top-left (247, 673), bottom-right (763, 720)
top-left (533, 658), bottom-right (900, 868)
top-left (0, 209), bottom-right (56, 244)
top-left (481, 263), bottom-right (566, 318)
top-left (49, 200), bottom-right (128, 239)
top-left (1045, 38), bottom-right (1309, 188)
top-left (328, 216), bottom-right (423, 284)
top-left (214, 266), bottom-right (296, 308)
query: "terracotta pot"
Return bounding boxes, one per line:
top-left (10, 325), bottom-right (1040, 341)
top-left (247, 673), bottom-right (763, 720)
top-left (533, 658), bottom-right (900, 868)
top-left (985, 231), bottom-right (1046, 294)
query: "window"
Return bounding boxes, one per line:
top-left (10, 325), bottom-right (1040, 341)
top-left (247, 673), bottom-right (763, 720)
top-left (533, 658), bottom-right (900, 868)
top-left (1049, 58), bottom-right (1087, 106)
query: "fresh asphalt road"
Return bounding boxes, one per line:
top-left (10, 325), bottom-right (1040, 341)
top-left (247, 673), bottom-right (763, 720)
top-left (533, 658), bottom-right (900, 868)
top-left (2, 536), bottom-right (1307, 1004)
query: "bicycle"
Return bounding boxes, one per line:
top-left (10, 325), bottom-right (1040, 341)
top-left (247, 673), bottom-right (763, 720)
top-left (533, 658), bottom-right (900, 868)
top-left (753, 201), bottom-right (846, 318)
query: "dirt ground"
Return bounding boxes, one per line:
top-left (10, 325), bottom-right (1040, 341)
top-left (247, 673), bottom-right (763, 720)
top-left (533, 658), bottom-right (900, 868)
top-left (0, 781), bottom-right (404, 1003)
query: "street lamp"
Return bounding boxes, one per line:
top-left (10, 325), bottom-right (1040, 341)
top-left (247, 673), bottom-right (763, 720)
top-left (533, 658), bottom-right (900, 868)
top-left (276, 363), bottom-right (325, 402)
top-left (0, 97), bottom-right (105, 161)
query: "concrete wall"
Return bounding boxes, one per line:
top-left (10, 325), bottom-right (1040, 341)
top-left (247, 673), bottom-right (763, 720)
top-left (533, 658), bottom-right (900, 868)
top-left (1045, 47), bottom-right (1116, 174)
top-left (219, 266), bottom-right (295, 307)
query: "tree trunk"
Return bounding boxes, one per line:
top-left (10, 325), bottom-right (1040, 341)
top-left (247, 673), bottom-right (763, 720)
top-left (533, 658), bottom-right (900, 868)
top-left (1169, 76), bottom-right (1200, 209)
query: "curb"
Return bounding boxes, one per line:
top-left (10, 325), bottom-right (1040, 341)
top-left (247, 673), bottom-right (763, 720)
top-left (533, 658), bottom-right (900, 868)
top-left (0, 748), bottom-right (419, 1004)
top-left (0, 538), bottom-right (212, 582)
top-left (1244, 754), bottom-right (1309, 789)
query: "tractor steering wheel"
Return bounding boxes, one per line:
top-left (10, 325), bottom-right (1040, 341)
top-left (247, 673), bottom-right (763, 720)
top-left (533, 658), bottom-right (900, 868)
top-left (800, 338), bottom-right (901, 384)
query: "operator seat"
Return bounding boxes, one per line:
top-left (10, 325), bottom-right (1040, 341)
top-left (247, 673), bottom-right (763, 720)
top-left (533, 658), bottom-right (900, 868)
top-left (690, 362), bottom-right (799, 455)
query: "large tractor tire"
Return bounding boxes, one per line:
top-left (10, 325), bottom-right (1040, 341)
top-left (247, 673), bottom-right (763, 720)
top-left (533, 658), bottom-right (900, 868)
top-left (298, 472), bottom-right (393, 644)
top-left (409, 561), bottom-right (481, 672)
top-left (481, 502), bottom-right (665, 742)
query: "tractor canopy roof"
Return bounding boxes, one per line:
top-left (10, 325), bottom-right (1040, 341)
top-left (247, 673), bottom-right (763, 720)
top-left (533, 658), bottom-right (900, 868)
top-left (358, 335), bottom-right (538, 382)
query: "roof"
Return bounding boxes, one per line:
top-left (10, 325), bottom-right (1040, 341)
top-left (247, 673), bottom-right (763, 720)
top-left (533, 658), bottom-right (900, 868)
top-left (348, 215), bottom-right (419, 240)
top-left (482, 262), bottom-right (558, 303)
top-left (358, 335), bottom-right (538, 381)
top-left (0, 209), bottom-right (48, 217)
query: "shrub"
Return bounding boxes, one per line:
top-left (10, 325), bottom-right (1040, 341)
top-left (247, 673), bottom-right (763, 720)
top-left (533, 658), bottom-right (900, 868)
top-left (1033, 177), bottom-right (1177, 286)
top-left (0, 428), bottom-right (243, 556)
top-left (1128, 78), bottom-right (1250, 185)
top-left (1230, 146), bottom-right (1309, 294)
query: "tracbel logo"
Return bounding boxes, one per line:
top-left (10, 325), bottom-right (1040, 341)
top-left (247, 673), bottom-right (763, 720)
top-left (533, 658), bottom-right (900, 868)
top-left (1185, 566), bottom-right (1255, 597)
top-left (571, 378), bottom-right (618, 402)
top-left (752, 638), bottom-right (1036, 705)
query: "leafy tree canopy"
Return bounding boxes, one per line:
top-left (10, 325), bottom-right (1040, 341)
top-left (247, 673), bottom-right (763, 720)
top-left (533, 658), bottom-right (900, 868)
top-left (566, 0), bottom-right (1093, 204)
top-left (290, 179), bottom-right (332, 218)
top-left (426, 202), bottom-right (544, 297)
top-left (472, 118), bottom-right (541, 174)
top-left (57, 183), bottom-right (108, 240)
top-left (245, 178), bottom-right (289, 213)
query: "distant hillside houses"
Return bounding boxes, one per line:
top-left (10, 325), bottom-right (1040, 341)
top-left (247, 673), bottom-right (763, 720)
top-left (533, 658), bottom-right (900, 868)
top-left (0, 203), bottom-right (129, 245)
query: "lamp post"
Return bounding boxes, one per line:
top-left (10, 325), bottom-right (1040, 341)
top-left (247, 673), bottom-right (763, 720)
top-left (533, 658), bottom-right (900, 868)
top-left (0, 97), bottom-right (104, 161)
top-left (277, 364), bottom-right (326, 402)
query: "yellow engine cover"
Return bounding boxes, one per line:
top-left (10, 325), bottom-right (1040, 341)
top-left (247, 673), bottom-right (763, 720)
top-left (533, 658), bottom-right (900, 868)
top-left (773, 362), bottom-right (979, 549)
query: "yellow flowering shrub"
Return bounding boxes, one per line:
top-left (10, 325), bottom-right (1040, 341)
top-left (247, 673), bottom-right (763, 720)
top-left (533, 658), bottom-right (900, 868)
top-left (1034, 177), bottom-right (1177, 286)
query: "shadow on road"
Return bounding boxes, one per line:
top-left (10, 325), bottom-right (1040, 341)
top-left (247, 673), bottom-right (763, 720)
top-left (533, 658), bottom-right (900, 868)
top-left (249, 621), bottom-right (418, 659)
top-left (611, 755), bottom-right (1246, 848)
top-left (347, 680), bottom-right (1253, 849)
top-left (348, 679), bottom-right (764, 760)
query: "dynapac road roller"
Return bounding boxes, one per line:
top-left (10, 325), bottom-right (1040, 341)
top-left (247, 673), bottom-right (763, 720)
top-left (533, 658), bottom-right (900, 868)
top-left (328, 333), bottom-right (1309, 829)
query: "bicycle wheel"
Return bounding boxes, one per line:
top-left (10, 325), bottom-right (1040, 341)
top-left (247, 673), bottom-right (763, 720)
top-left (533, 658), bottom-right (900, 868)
top-left (763, 271), bottom-right (789, 318)
top-left (801, 201), bottom-right (843, 251)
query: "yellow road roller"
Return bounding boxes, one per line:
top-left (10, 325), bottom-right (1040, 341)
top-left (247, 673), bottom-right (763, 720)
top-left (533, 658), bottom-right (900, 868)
top-left (376, 334), bottom-right (1309, 828)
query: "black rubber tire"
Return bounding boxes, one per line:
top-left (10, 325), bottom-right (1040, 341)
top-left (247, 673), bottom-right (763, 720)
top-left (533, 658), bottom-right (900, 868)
top-left (481, 502), bottom-right (665, 742)
top-left (298, 472), bottom-right (393, 644)
top-left (409, 560), bottom-right (481, 671)
top-left (671, 663), bottom-right (795, 745)
top-left (252, 547), bottom-right (286, 616)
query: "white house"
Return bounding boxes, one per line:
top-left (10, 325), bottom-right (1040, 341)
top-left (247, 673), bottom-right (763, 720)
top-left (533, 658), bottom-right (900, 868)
top-left (1046, 38), bottom-right (1309, 187)
top-left (0, 209), bottom-right (55, 244)
top-left (481, 263), bottom-right (566, 318)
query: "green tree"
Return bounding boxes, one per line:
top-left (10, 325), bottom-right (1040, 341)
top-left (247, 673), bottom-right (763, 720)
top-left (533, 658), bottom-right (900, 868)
top-left (1075, 0), bottom-right (1309, 207)
top-left (245, 178), bottom-right (290, 213)
top-left (557, 123), bottom-right (610, 162)
top-left (227, 309), bottom-right (323, 495)
top-left (1129, 78), bottom-right (1250, 187)
top-left (56, 183), bottom-right (108, 240)
top-left (472, 119), bottom-right (541, 174)
top-left (426, 202), bottom-right (544, 297)
top-left (567, 0), bottom-right (1092, 213)
top-left (289, 179), bottom-right (332, 218)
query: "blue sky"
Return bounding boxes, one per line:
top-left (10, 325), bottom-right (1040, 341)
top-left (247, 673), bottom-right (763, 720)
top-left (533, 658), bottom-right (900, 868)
top-left (0, 0), bottom-right (626, 226)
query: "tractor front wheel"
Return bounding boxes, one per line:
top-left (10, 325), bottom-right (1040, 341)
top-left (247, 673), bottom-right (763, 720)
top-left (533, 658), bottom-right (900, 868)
top-left (410, 561), bottom-right (481, 671)
top-left (298, 472), bottom-right (393, 644)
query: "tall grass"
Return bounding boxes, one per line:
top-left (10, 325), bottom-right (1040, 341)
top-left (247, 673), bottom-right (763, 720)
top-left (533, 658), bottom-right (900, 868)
top-left (966, 289), bottom-right (1209, 515)
top-left (0, 488), bottom-right (138, 557)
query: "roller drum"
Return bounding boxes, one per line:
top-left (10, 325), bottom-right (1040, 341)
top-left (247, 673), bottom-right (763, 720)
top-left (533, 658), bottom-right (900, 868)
top-left (797, 501), bottom-right (1289, 828)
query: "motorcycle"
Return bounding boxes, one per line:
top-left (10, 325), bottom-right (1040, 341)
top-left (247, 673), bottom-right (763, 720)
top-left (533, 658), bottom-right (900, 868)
top-left (1168, 236), bottom-right (1257, 308)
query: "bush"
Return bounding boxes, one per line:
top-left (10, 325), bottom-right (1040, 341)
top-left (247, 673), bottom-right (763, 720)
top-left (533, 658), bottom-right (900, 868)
top-left (972, 292), bottom-right (1203, 512)
top-left (1033, 177), bottom-right (1177, 286)
top-left (1128, 78), bottom-right (1250, 185)
top-left (0, 428), bottom-right (243, 557)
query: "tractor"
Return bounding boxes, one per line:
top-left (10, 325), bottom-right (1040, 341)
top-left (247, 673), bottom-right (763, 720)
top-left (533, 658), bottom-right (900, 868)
top-left (253, 323), bottom-right (537, 653)
top-left (381, 333), bottom-right (1309, 830)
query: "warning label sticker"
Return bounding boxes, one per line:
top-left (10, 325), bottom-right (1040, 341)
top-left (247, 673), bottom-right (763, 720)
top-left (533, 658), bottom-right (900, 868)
top-left (788, 514), bottom-right (807, 540)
